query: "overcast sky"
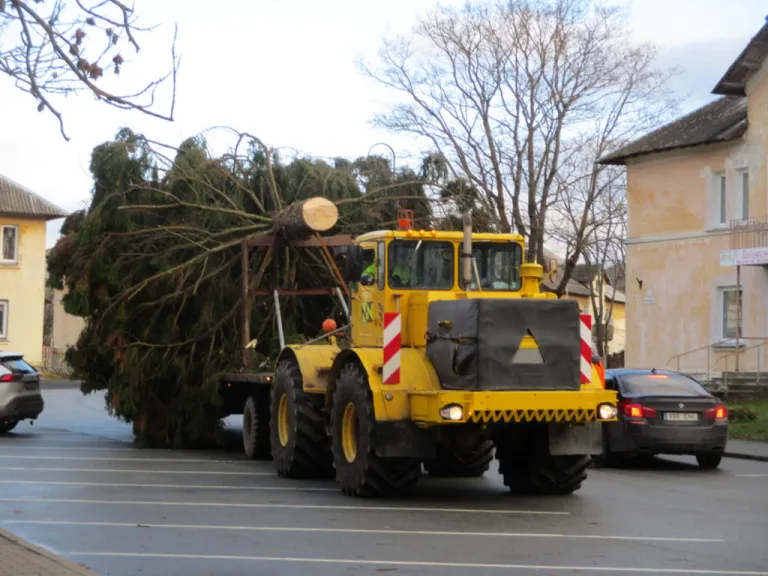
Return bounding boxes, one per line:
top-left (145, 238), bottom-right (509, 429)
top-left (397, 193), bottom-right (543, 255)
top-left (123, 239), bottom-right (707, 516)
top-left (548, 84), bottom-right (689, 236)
top-left (1, 0), bottom-right (765, 246)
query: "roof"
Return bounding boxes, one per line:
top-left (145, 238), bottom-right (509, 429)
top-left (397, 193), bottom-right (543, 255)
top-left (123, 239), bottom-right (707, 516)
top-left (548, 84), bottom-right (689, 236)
top-left (0, 174), bottom-right (68, 220)
top-left (598, 96), bottom-right (748, 166)
top-left (713, 19), bottom-right (768, 96)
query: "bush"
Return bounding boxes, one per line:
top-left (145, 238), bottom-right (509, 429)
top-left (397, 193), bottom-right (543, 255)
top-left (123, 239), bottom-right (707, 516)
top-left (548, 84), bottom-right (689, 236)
top-left (729, 406), bottom-right (759, 422)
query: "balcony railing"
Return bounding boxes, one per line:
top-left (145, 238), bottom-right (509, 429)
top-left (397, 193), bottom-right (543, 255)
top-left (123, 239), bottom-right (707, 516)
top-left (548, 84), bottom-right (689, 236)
top-left (730, 217), bottom-right (768, 250)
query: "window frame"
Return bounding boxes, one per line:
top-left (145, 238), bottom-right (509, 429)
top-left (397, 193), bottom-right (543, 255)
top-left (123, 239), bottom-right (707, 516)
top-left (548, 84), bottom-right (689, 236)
top-left (0, 224), bottom-right (19, 264)
top-left (739, 169), bottom-right (749, 220)
top-left (720, 286), bottom-right (743, 341)
top-left (386, 239), bottom-right (456, 291)
top-left (469, 241), bottom-right (522, 292)
top-left (0, 300), bottom-right (8, 340)
top-left (717, 172), bottom-right (727, 226)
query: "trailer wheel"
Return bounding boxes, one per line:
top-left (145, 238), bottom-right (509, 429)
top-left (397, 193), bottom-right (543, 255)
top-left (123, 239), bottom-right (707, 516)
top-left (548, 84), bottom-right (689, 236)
top-left (0, 420), bottom-right (18, 434)
top-left (495, 430), bottom-right (590, 495)
top-left (243, 395), bottom-right (271, 460)
top-left (270, 359), bottom-right (333, 479)
top-left (423, 439), bottom-right (494, 478)
top-left (330, 363), bottom-right (421, 497)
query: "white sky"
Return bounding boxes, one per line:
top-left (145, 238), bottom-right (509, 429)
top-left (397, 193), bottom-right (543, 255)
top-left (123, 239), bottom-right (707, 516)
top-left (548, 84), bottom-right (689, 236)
top-left (0, 0), bottom-right (765, 247)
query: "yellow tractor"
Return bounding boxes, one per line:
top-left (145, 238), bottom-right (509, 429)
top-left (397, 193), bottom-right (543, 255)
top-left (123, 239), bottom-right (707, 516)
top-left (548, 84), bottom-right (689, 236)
top-left (232, 212), bottom-right (618, 497)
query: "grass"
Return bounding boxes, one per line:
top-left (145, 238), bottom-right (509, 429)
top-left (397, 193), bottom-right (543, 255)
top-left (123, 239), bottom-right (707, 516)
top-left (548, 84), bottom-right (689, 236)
top-left (726, 397), bottom-right (768, 442)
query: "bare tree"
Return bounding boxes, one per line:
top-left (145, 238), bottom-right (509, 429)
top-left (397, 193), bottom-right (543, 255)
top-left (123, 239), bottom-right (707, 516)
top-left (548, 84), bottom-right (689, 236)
top-left (560, 174), bottom-right (626, 358)
top-left (0, 0), bottom-right (178, 140)
top-left (361, 0), bottom-right (678, 294)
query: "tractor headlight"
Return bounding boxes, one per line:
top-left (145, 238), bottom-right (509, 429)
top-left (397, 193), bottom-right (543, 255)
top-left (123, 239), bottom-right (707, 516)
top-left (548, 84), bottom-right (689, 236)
top-left (597, 403), bottom-right (618, 420)
top-left (439, 404), bottom-right (464, 421)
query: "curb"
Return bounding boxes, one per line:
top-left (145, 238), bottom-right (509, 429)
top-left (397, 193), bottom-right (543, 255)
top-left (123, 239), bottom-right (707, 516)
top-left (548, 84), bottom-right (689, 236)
top-left (724, 451), bottom-right (768, 463)
top-left (0, 528), bottom-right (100, 575)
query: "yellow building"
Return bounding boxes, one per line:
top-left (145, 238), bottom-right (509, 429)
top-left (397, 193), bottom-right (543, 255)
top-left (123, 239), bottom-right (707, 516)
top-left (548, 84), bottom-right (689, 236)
top-left (599, 20), bottom-right (768, 381)
top-left (0, 174), bottom-right (67, 365)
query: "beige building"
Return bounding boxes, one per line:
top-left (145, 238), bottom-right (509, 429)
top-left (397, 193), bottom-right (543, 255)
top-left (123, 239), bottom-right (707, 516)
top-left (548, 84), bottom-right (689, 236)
top-left (599, 20), bottom-right (768, 380)
top-left (0, 174), bottom-right (67, 364)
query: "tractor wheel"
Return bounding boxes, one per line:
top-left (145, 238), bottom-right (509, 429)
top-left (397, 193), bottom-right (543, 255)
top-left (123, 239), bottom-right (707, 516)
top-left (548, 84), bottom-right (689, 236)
top-left (0, 420), bottom-right (18, 434)
top-left (495, 430), bottom-right (590, 495)
top-left (270, 359), bottom-right (333, 478)
top-left (331, 363), bottom-right (421, 497)
top-left (243, 395), bottom-right (271, 460)
top-left (423, 439), bottom-right (494, 477)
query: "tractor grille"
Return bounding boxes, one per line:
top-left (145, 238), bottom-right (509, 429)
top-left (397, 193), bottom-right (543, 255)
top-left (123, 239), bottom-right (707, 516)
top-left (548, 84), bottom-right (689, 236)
top-left (469, 408), bottom-right (596, 424)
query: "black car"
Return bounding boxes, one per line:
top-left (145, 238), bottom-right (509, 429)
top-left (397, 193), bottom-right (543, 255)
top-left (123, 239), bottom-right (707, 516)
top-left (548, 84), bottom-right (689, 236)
top-left (596, 368), bottom-right (728, 469)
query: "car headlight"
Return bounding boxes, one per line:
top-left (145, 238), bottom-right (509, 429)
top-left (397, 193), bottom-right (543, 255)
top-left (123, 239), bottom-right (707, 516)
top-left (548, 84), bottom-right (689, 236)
top-left (439, 404), bottom-right (464, 421)
top-left (597, 403), bottom-right (618, 420)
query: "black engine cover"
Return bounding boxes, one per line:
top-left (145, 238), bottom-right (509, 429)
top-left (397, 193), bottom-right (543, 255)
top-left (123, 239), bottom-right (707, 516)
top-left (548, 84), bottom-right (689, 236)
top-left (425, 298), bottom-right (581, 391)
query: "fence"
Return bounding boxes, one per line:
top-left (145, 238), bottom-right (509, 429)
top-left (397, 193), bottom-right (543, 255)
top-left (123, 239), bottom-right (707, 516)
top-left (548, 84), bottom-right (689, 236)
top-left (41, 346), bottom-right (73, 377)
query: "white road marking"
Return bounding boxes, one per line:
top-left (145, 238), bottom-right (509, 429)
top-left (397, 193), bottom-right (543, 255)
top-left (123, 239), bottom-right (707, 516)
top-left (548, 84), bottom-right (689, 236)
top-left (0, 445), bottom-right (144, 452)
top-left (0, 480), bottom-right (335, 492)
top-left (0, 455), bottom-right (243, 463)
top-left (3, 520), bottom-right (725, 543)
top-left (66, 553), bottom-right (768, 574)
top-left (734, 474), bottom-right (768, 478)
top-left (0, 497), bottom-right (567, 515)
top-left (0, 466), bottom-right (270, 476)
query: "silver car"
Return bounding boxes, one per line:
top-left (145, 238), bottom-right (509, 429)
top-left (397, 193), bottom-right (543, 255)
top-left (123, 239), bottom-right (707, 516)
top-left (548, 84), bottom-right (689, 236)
top-left (0, 352), bottom-right (44, 434)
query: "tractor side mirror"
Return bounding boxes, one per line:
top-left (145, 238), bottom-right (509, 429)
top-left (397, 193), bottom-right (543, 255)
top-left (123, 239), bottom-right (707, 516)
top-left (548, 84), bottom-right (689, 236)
top-left (343, 245), bottom-right (364, 283)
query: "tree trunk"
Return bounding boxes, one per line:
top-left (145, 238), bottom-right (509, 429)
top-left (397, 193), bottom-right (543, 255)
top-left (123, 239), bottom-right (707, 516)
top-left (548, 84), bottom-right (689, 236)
top-left (272, 197), bottom-right (339, 238)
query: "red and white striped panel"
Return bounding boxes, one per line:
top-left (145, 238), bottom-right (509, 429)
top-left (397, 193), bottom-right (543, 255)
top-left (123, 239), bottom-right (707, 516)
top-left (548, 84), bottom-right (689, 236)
top-left (579, 314), bottom-right (593, 384)
top-left (383, 312), bottom-right (401, 385)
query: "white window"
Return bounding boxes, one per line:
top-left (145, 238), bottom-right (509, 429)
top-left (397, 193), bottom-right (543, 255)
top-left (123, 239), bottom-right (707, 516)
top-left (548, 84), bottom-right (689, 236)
top-left (717, 173), bottom-right (727, 225)
top-left (739, 170), bottom-right (749, 220)
top-left (1, 225), bottom-right (18, 263)
top-left (0, 300), bottom-right (7, 340)
top-left (721, 287), bottom-right (742, 340)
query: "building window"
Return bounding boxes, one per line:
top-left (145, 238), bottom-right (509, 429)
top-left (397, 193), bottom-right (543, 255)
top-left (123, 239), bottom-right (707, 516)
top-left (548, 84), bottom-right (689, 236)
top-left (721, 287), bottom-right (742, 340)
top-left (740, 170), bottom-right (749, 220)
top-left (717, 173), bottom-right (727, 225)
top-left (1, 225), bottom-right (18, 263)
top-left (0, 300), bottom-right (7, 340)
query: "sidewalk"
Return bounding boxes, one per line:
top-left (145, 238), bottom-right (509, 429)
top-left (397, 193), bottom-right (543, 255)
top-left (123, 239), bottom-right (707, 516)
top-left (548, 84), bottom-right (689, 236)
top-left (725, 439), bottom-right (768, 462)
top-left (0, 529), bottom-right (99, 576)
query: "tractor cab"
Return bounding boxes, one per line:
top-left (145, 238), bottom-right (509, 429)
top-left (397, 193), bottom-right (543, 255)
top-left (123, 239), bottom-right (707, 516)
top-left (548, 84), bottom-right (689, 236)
top-left (339, 210), bottom-right (531, 348)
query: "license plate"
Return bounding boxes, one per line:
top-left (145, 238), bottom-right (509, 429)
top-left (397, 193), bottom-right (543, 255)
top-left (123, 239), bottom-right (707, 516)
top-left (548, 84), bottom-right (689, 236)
top-left (664, 412), bottom-right (698, 422)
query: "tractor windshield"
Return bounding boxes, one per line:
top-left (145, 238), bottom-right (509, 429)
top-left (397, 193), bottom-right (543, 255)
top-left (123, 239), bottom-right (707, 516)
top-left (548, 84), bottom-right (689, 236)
top-left (387, 240), bottom-right (454, 290)
top-left (470, 242), bottom-right (522, 291)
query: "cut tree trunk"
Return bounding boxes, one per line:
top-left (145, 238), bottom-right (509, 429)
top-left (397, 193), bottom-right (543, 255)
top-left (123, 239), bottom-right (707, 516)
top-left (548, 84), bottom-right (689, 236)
top-left (272, 197), bottom-right (339, 239)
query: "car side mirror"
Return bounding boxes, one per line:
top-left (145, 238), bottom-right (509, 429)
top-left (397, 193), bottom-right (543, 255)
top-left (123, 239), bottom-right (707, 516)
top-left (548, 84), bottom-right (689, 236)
top-left (343, 245), bottom-right (364, 283)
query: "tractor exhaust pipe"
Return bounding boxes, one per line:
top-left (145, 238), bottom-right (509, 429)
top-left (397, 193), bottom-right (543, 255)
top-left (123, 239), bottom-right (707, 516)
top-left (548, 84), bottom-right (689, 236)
top-left (462, 211), bottom-right (472, 290)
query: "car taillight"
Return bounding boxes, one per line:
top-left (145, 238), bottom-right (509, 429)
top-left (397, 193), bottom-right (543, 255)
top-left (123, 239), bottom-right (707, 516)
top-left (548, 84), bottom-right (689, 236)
top-left (705, 405), bottom-right (728, 421)
top-left (620, 402), bottom-right (656, 419)
top-left (0, 374), bottom-right (21, 383)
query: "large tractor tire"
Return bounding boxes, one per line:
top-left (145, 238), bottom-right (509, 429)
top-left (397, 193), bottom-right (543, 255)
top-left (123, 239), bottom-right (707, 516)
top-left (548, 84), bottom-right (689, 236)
top-left (423, 439), bottom-right (494, 478)
top-left (330, 363), bottom-right (421, 497)
top-left (243, 394), bottom-right (271, 460)
top-left (495, 430), bottom-right (590, 496)
top-left (270, 359), bottom-right (333, 479)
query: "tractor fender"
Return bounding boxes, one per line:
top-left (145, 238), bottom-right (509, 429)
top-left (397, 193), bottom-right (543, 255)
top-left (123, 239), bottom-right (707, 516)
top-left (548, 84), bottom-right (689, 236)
top-left (328, 347), bottom-right (441, 422)
top-left (276, 344), bottom-right (338, 395)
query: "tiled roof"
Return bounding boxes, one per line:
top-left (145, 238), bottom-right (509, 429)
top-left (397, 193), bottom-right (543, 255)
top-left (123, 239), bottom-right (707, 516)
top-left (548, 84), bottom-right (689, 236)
top-left (598, 96), bottom-right (748, 166)
top-left (713, 19), bottom-right (768, 96)
top-left (0, 174), bottom-right (68, 220)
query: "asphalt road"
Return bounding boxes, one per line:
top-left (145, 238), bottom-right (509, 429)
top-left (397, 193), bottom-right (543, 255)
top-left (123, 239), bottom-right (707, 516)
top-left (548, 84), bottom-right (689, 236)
top-left (1, 387), bottom-right (767, 576)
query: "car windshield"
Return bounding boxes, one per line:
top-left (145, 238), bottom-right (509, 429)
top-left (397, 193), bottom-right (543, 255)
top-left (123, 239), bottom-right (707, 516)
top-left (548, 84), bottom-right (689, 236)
top-left (470, 242), bottom-right (521, 291)
top-left (618, 373), bottom-right (709, 397)
top-left (387, 240), bottom-right (454, 289)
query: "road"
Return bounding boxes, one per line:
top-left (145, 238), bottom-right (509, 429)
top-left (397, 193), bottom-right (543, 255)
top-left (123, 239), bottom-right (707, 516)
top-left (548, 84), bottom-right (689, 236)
top-left (1, 386), bottom-right (767, 576)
